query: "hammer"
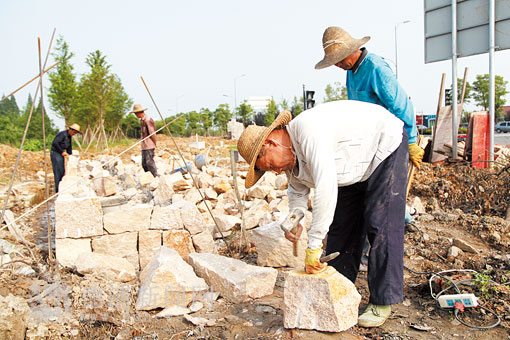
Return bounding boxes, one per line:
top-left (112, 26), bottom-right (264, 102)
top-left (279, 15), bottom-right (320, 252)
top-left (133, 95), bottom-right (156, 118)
top-left (279, 208), bottom-right (304, 257)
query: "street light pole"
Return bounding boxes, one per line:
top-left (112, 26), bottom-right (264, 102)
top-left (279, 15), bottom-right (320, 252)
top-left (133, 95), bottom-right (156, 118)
top-left (394, 20), bottom-right (410, 80)
top-left (234, 74), bottom-right (246, 117)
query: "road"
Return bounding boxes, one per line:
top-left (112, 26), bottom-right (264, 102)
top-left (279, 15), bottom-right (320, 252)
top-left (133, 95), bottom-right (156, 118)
top-left (494, 132), bottom-right (510, 146)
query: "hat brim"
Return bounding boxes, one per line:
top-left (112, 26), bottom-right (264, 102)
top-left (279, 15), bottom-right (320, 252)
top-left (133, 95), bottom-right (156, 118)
top-left (131, 108), bottom-right (148, 114)
top-left (314, 36), bottom-right (370, 70)
top-left (244, 111), bottom-right (293, 188)
top-left (70, 128), bottom-right (83, 134)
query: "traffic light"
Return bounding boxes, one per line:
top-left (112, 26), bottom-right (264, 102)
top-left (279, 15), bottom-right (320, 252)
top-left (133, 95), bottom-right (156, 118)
top-left (305, 90), bottom-right (315, 109)
top-left (445, 88), bottom-right (452, 106)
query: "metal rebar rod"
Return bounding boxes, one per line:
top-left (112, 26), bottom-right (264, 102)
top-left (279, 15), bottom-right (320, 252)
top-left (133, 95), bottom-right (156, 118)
top-left (140, 76), bottom-right (233, 256)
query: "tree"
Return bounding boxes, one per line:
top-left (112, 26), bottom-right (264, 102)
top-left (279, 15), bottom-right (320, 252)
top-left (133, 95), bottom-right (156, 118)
top-left (253, 112), bottom-right (266, 126)
top-left (0, 95), bottom-right (20, 119)
top-left (48, 37), bottom-right (77, 127)
top-left (199, 108), bottom-right (213, 136)
top-left (471, 74), bottom-right (508, 117)
top-left (237, 100), bottom-right (254, 127)
top-left (324, 81), bottom-right (347, 102)
top-left (122, 113), bottom-right (140, 138)
top-left (264, 98), bottom-right (277, 126)
top-left (290, 96), bottom-right (304, 117)
top-left (0, 95), bottom-right (22, 145)
top-left (186, 110), bottom-right (201, 136)
top-left (213, 104), bottom-right (232, 135)
top-left (166, 114), bottom-right (186, 136)
top-left (279, 98), bottom-right (289, 111)
top-left (75, 50), bottom-right (131, 148)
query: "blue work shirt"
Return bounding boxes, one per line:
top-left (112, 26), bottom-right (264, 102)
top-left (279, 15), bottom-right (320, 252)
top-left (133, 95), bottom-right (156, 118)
top-left (346, 52), bottom-right (417, 144)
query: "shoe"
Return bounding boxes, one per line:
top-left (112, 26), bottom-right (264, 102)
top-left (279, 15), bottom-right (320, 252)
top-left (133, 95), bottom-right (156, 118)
top-left (358, 303), bottom-right (391, 327)
top-left (359, 254), bottom-right (369, 272)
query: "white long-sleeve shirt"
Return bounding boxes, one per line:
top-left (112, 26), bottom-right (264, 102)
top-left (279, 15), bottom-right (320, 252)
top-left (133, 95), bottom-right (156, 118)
top-left (285, 100), bottom-right (404, 249)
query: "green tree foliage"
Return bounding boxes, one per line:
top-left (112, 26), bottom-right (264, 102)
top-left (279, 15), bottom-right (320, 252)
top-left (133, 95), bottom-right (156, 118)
top-left (21, 97), bottom-right (58, 140)
top-left (324, 81), bottom-right (347, 102)
top-left (186, 111), bottom-right (201, 136)
top-left (279, 98), bottom-right (289, 111)
top-left (456, 78), bottom-right (473, 102)
top-left (162, 114), bottom-right (186, 136)
top-left (264, 98), bottom-right (277, 126)
top-left (237, 100), bottom-right (254, 127)
top-left (0, 95), bottom-right (23, 145)
top-left (199, 108), bottom-right (214, 136)
top-left (291, 96), bottom-right (304, 117)
top-left (471, 74), bottom-right (508, 116)
top-left (48, 37), bottom-right (77, 127)
top-left (213, 104), bottom-right (232, 135)
top-left (122, 113), bottom-right (140, 138)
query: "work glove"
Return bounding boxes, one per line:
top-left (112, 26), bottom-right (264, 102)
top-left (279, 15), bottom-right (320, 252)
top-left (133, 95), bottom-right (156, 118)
top-left (305, 246), bottom-right (327, 274)
top-left (408, 143), bottom-right (424, 169)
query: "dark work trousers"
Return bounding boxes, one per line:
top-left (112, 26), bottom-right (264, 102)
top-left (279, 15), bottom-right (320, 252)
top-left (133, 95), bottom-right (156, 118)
top-left (50, 150), bottom-right (65, 193)
top-left (142, 149), bottom-right (158, 177)
top-left (326, 129), bottom-right (408, 306)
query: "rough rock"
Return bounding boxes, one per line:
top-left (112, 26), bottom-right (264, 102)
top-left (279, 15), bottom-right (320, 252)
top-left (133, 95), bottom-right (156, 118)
top-left (175, 201), bottom-right (208, 235)
top-left (284, 267), bottom-right (361, 332)
top-left (55, 238), bottom-right (92, 268)
top-left (191, 230), bottom-right (217, 253)
top-left (163, 230), bottom-right (195, 259)
top-left (213, 179), bottom-right (231, 194)
top-left (452, 238), bottom-right (478, 253)
top-left (244, 199), bottom-right (272, 229)
top-left (139, 230), bottom-right (162, 270)
top-left (93, 176), bottom-right (117, 197)
top-left (75, 252), bottom-right (136, 282)
top-left (214, 214), bottom-right (242, 232)
top-left (136, 247), bottom-right (208, 310)
top-left (0, 294), bottom-right (30, 340)
top-left (409, 196), bottom-right (426, 215)
top-left (151, 204), bottom-right (184, 230)
top-left (139, 171), bottom-right (155, 187)
top-left (251, 221), bottom-right (307, 268)
top-left (447, 246), bottom-right (463, 259)
top-left (103, 204), bottom-right (152, 234)
top-left (187, 253), bottom-right (278, 303)
top-left (92, 232), bottom-right (139, 270)
top-left (153, 175), bottom-right (175, 206)
top-left (246, 185), bottom-right (272, 200)
top-left (275, 174), bottom-right (288, 190)
top-left (55, 197), bottom-right (103, 238)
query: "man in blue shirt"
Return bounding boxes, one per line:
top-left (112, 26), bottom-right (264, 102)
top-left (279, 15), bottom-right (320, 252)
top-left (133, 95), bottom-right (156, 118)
top-left (51, 123), bottom-right (81, 192)
top-left (315, 26), bottom-right (424, 167)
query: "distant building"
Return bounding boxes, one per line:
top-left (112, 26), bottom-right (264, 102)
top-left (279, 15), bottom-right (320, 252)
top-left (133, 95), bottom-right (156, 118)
top-left (247, 96), bottom-right (272, 111)
top-left (416, 113), bottom-right (436, 128)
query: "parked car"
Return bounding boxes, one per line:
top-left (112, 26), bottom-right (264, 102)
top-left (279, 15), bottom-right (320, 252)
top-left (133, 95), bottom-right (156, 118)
top-left (495, 121), bottom-right (510, 133)
top-left (417, 124), bottom-right (428, 131)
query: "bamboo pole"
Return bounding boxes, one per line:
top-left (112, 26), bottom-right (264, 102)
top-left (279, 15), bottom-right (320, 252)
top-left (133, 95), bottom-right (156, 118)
top-left (140, 76), bottom-right (233, 256)
top-left (0, 61), bottom-right (60, 104)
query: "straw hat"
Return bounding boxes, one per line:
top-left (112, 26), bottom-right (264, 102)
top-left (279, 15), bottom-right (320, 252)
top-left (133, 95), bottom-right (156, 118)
top-left (68, 123), bottom-right (82, 134)
top-left (237, 110), bottom-right (293, 188)
top-left (130, 104), bottom-right (147, 114)
top-left (315, 26), bottom-right (370, 70)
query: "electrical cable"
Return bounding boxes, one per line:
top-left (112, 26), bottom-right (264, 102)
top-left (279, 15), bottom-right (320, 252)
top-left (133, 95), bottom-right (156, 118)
top-left (403, 221), bottom-right (502, 330)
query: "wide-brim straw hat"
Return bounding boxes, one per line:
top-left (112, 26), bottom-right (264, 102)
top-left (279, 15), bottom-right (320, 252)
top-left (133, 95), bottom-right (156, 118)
top-left (68, 123), bottom-right (82, 134)
top-left (237, 110), bottom-right (293, 189)
top-left (315, 26), bottom-right (370, 70)
top-left (130, 103), bottom-right (147, 114)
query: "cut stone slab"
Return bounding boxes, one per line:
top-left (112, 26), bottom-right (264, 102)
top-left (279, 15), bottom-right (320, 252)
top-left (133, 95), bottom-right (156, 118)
top-left (136, 247), bottom-right (208, 311)
top-left (163, 229), bottom-right (195, 259)
top-left (284, 267), bottom-right (361, 332)
top-left (0, 294), bottom-right (30, 340)
top-left (174, 201), bottom-right (208, 235)
top-left (92, 232), bottom-right (139, 270)
top-left (75, 252), bottom-right (136, 282)
top-left (103, 204), bottom-right (153, 234)
top-left (151, 204), bottom-right (184, 230)
top-left (187, 253), bottom-right (278, 303)
top-left (191, 230), bottom-right (217, 254)
top-left (55, 197), bottom-right (103, 238)
top-left (251, 221), bottom-right (307, 268)
top-left (139, 230), bottom-right (162, 270)
top-left (55, 238), bottom-right (92, 268)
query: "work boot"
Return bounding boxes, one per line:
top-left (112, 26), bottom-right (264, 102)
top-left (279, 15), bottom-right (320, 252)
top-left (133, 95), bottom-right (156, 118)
top-left (357, 303), bottom-right (391, 327)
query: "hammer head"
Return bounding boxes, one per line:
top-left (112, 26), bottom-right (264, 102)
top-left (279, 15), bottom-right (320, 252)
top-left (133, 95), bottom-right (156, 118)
top-left (279, 208), bottom-right (305, 233)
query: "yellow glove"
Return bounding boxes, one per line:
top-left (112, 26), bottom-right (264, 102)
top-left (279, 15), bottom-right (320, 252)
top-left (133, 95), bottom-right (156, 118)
top-left (409, 143), bottom-right (424, 169)
top-left (305, 247), bottom-right (327, 274)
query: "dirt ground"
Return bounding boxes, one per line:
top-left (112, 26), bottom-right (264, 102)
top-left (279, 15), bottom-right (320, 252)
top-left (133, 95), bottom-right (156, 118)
top-left (0, 135), bottom-right (509, 340)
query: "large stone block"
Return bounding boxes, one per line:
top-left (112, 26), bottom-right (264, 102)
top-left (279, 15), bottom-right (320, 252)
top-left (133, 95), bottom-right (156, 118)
top-left (75, 252), bottom-right (136, 282)
top-left (151, 204), bottom-right (183, 230)
top-left (139, 230), bottom-right (162, 270)
top-left (251, 221), bottom-right (307, 268)
top-left (55, 238), bottom-right (92, 268)
top-left (136, 247), bottom-right (208, 310)
top-left (174, 201), bottom-right (207, 235)
top-left (187, 253), bottom-right (277, 303)
top-left (163, 230), bottom-right (195, 259)
top-left (55, 197), bottom-right (103, 238)
top-left (103, 204), bottom-right (152, 234)
top-left (284, 267), bottom-right (361, 332)
top-left (92, 232), bottom-right (139, 270)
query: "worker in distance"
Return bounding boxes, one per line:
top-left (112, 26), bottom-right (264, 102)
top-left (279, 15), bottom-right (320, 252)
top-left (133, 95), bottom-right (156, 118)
top-left (237, 101), bottom-right (407, 328)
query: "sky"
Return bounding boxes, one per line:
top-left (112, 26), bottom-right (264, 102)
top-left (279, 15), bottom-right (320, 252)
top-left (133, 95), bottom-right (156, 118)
top-left (2, 0), bottom-right (510, 130)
